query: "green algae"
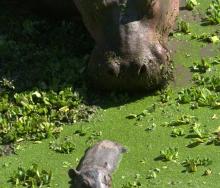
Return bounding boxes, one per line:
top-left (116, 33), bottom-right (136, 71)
top-left (0, 0), bottom-right (220, 187)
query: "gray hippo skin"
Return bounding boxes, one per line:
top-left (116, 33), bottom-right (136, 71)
top-left (73, 0), bottom-right (179, 91)
top-left (68, 140), bottom-right (127, 188)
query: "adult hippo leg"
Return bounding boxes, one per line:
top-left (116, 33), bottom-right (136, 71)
top-left (73, 0), bottom-right (179, 91)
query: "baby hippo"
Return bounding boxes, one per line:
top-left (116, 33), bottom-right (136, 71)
top-left (68, 140), bottom-right (127, 188)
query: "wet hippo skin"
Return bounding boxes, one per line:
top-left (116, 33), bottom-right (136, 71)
top-left (73, 0), bottom-right (179, 91)
top-left (68, 140), bottom-right (127, 188)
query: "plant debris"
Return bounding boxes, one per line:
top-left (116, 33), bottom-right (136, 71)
top-left (205, 0), bottom-right (220, 24)
top-left (0, 86), bottom-right (96, 144)
top-left (182, 157), bottom-right (212, 172)
top-left (185, 0), bottom-right (199, 10)
top-left (159, 147), bottom-right (179, 162)
top-left (9, 164), bottom-right (52, 187)
top-left (49, 136), bottom-right (76, 154)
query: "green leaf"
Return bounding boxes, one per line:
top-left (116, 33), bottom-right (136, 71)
top-left (126, 114), bottom-right (137, 119)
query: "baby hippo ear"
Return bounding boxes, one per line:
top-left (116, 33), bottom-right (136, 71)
top-left (68, 168), bottom-right (80, 178)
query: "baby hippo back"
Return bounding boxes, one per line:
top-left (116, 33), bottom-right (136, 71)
top-left (69, 140), bottom-right (127, 188)
top-left (79, 140), bottom-right (126, 173)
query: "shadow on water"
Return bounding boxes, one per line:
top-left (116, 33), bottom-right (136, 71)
top-left (0, 0), bottom-right (161, 109)
top-left (2, 0), bottom-right (204, 102)
top-left (0, 1), bottom-right (91, 94)
top-left (0, 0), bottom-right (193, 110)
top-left (68, 169), bottom-right (76, 188)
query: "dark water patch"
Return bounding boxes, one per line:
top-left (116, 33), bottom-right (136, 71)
top-left (200, 44), bottom-right (220, 58)
top-left (179, 0), bottom-right (202, 23)
top-left (171, 64), bottom-right (193, 88)
top-left (168, 40), bottom-right (189, 54)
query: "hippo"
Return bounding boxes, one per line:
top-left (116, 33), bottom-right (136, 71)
top-left (68, 140), bottom-right (127, 188)
top-left (73, 0), bottom-right (179, 91)
top-left (24, 0), bottom-right (179, 91)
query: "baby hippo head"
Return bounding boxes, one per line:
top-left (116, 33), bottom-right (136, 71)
top-left (68, 169), bottom-right (112, 188)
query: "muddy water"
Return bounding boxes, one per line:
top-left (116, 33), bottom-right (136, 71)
top-left (200, 44), bottom-right (220, 58)
top-left (178, 0), bottom-right (202, 23)
top-left (171, 64), bottom-right (192, 88)
top-left (168, 39), bottom-right (193, 88)
top-left (167, 0), bottom-right (219, 88)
